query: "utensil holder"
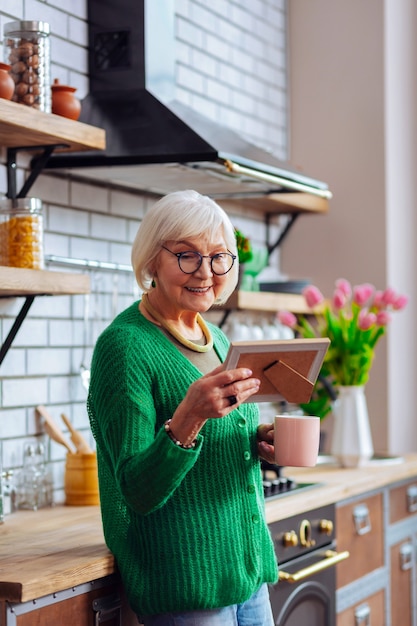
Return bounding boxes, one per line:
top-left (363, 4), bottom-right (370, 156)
top-left (64, 452), bottom-right (99, 506)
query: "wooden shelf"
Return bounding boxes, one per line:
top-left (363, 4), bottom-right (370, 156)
top-left (224, 290), bottom-right (314, 314)
top-left (0, 266), bottom-right (90, 297)
top-left (0, 99), bottom-right (105, 153)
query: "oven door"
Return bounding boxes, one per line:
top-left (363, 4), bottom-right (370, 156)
top-left (269, 547), bottom-right (349, 626)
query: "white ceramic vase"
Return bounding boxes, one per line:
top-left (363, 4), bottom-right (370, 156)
top-left (330, 385), bottom-right (374, 468)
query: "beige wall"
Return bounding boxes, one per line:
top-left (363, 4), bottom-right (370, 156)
top-left (285, 0), bottom-right (417, 454)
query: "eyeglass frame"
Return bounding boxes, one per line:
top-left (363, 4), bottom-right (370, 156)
top-left (161, 245), bottom-right (237, 275)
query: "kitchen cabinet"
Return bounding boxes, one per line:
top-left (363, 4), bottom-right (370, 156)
top-left (334, 477), bottom-right (417, 625)
top-left (337, 590), bottom-right (385, 626)
top-left (336, 493), bottom-right (384, 588)
top-left (388, 478), bottom-right (417, 626)
top-left (0, 575), bottom-right (138, 626)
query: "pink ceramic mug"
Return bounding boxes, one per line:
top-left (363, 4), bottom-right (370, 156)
top-left (274, 414), bottom-right (320, 467)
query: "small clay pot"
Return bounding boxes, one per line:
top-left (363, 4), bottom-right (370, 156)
top-left (0, 63), bottom-right (15, 101)
top-left (51, 78), bottom-right (81, 120)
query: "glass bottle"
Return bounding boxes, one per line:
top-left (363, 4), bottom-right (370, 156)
top-left (3, 20), bottom-right (51, 112)
top-left (15, 443), bottom-right (42, 510)
top-left (0, 197), bottom-right (44, 269)
top-left (15, 441), bottom-right (53, 510)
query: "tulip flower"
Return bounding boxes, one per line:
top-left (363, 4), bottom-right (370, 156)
top-left (376, 311), bottom-right (391, 326)
top-left (332, 289), bottom-right (346, 311)
top-left (393, 294), bottom-right (408, 310)
top-left (277, 310), bottom-right (297, 328)
top-left (372, 290), bottom-right (385, 309)
top-left (358, 309), bottom-right (377, 330)
top-left (286, 278), bottom-right (408, 388)
top-left (335, 278), bottom-right (351, 298)
top-left (381, 287), bottom-right (397, 306)
top-left (302, 285), bottom-right (324, 308)
top-left (353, 283), bottom-right (375, 306)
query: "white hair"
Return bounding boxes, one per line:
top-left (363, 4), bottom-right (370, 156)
top-left (131, 190), bottom-right (238, 305)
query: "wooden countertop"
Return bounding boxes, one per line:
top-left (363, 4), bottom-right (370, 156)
top-left (0, 506), bottom-right (114, 603)
top-left (265, 453), bottom-right (417, 523)
top-left (1, 454), bottom-right (417, 604)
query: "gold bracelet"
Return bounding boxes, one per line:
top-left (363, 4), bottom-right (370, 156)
top-left (164, 419), bottom-right (197, 449)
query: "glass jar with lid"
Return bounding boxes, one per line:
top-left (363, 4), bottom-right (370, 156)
top-left (3, 20), bottom-right (51, 112)
top-left (0, 197), bottom-right (44, 269)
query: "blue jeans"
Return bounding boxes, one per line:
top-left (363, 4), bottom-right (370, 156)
top-left (139, 583), bottom-right (274, 626)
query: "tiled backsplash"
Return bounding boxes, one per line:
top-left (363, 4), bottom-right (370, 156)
top-left (0, 0), bottom-right (287, 508)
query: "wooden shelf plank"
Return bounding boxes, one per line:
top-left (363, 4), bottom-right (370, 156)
top-left (224, 290), bottom-right (314, 314)
top-left (221, 192), bottom-right (329, 215)
top-left (0, 99), bottom-right (105, 152)
top-left (0, 266), bottom-right (90, 297)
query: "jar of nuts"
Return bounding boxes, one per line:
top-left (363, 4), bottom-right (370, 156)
top-left (3, 20), bottom-right (51, 112)
top-left (0, 198), bottom-right (44, 269)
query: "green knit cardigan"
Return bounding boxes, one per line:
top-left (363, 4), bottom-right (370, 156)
top-left (87, 302), bottom-right (278, 617)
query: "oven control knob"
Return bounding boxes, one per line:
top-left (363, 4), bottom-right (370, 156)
top-left (282, 530), bottom-right (298, 547)
top-left (319, 519), bottom-right (334, 535)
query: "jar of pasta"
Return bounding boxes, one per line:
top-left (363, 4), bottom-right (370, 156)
top-left (0, 198), bottom-right (44, 269)
top-left (3, 20), bottom-right (51, 112)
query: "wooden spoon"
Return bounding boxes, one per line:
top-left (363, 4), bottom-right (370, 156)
top-left (61, 413), bottom-right (94, 454)
top-left (36, 405), bottom-right (75, 454)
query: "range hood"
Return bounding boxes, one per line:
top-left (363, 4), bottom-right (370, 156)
top-left (44, 0), bottom-right (332, 213)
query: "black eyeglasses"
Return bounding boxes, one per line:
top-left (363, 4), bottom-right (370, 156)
top-left (161, 245), bottom-right (236, 275)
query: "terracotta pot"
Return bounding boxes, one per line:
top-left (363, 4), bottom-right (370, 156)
top-left (51, 78), bottom-right (81, 120)
top-left (0, 63), bottom-right (15, 101)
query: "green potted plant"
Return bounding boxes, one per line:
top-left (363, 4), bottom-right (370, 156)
top-left (234, 228), bottom-right (253, 264)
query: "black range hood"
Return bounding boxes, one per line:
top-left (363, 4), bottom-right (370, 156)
top-left (45, 0), bottom-right (332, 213)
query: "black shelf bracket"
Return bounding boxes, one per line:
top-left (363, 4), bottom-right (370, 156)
top-left (266, 212), bottom-right (300, 256)
top-left (0, 295), bottom-right (35, 367)
top-left (7, 143), bottom-right (69, 199)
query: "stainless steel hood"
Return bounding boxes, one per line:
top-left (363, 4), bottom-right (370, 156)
top-left (44, 0), bottom-right (331, 213)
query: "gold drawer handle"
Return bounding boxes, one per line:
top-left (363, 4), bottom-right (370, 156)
top-left (278, 549), bottom-right (350, 583)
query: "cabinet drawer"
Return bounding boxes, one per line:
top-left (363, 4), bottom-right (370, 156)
top-left (389, 479), bottom-right (417, 523)
top-left (336, 493), bottom-right (384, 588)
top-left (390, 538), bottom-right (413, 625)
top-left (337, 590), bottom-right (385, 626)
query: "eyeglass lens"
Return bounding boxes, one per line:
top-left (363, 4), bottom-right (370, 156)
top-left (179, 251), bottom-right (234, 275)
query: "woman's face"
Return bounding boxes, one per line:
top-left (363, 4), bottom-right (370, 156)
top-left (153, 230), bottom-right (232, 316)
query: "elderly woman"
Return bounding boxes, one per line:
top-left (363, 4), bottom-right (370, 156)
top-left (87, 190), bottom-right (278, 626)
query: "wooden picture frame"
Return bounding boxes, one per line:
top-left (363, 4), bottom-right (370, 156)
top-left (224, 337), bottom-right (330, 403)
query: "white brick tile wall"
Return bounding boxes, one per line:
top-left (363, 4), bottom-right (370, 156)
top-left (3, 377), bottom-right (48, 408)
top-left (71, 181), bottom-right (109, 212)
top-left (30, 175), bottom-right (70, 206)
top-left (3, 319), bottom-right (48, 347)
top-left (48, 206), bottom-right (90, 236)
top-left (0, 409), bottom-right (27, 439)
top-left (0, 0), bottom-right (288, 509)
top-left (0, 349), bottom-right (26, 377)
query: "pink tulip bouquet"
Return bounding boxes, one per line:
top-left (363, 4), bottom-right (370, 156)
top-left (278, 279), bottom-right (408, 417)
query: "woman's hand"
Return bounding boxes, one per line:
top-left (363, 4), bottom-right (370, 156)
top-left (169, 365), bottom-right (261, 445)
top-left (257, 422), bottom-right (275, 463)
